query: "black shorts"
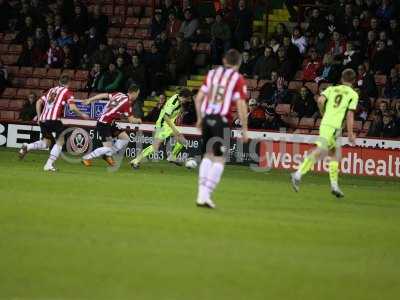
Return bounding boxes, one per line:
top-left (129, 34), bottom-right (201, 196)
top-left (40, 120), bottom-right (64, 141)
top-left (96, 121), bottom-right (122, 142)
top-left (201, 115), bottom-right (230, 156)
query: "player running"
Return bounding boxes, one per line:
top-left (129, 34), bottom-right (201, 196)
top-left (18, 75), bottom-right (89, 171)
top-left (291, 68), bottom-right (359, 198)
top-left (194, 49), bottom-right (249, 209)
top-left (81, 83), bottom-right (142, 166)
top-left (129, 88), bottom-right (192, 169)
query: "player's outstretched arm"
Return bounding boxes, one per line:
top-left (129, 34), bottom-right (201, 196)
top-left (346, 110), bottom-right (356, 145)
top-left (69, 102), bottom-right (90, 120)
top-left (317, 95), bottom-right (327, 116)
top-left (194, 90), bottom-right (205, 129)
top-left (237, 98), bottom-right (249, 143)
top-left (83, 93), bottom-right (109, 105)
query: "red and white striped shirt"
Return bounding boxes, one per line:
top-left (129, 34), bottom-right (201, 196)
top-left (200, 66), bottom-right (248, 119)
top-left (98, 92), bottom-right (133, 124)
top-left (39, 86), bottom-right (74, 122)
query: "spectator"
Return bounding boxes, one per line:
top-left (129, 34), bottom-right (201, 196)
top-left (291, 86), bottom-right (318, 118)
top-left (151, 10), bottom-right (165, 39)
top-left (180, 95), bottom-right (196, 125)
top-left (315, 54), bottom-right (340, 84)
top-left (382, 110), bottom-right (398, 137)
top-left (356, 63), bottom-right (378, 99)
top-left (115, 56), bottom-right (126, 87)
top-left (326, 31), bottom-right (346, 57)
top-left (0, 0), bottom-right (16, 31)
top-left (261, 107), bottom-right (284, 131)
top-left (308, 8), bottom-right (328, 35)
top-left (97, 63), bottom-right (123, 93)
top-left (364, 30), bottom-right (378, 60)
top-left (125, 55), bottom-right (147, 95)
top-left (62, 45), bottom-right (77, 68)
top-left (371, 40), bottom-right (397, 75)
top-left (57, 28), bottom-right (73, 47)
top-left (18, 37), bottom-right (44, 67)
top-left (248, 36), bottom-right (264, 62)
top-left (291, 26), bottom-right (307, 54)
top-left (155, 31), bottom-right (171, 57)
top-left (46, 39), bottom-right (64, 68)
top-left (302, 48), bottom-right (322, 82)
top-left (253, 46), bottom-right (278, 80)
top-left (86, 63), bottom-right (102, 92)
top-left (384, 68), bottom-right (400, 99)
top-left (84, 27), bottom-right (101, 55)
top-left (388, 18), bottom-right (400, 47)
top-left (71, 5), bottom-right (88, 36)
top-left (53, 14), bottom-right (63, 38)
top-left (271, 23), bottom-right (289, 43)
top-left (162, 0), bottom-right (181, 23)
top-left (134, 41), bottom-right (148, 65)
top-left (283, 35), bottom-right (301, 70)
top-left (168, 34), bottom-right (193, 83)
top-left (34, 27), bottom-right (49, 52)
top-left (89, 5), bottom-right (108, 38)
top-left (258, 71), bottom-right (290, 106)
top-left (342, 42), bottom-right (363, 71)
top-left (348, 17), bottom-right (365, 46)
top-left (179, 9), bottom-right (199, 40)
top-left (145, 94), bottom-right (166, 122)
top-left (376, 0), bottom-right (394, 25)
top-left (15, 16), bottom-right (36, 43)
top-left (210, 13), bottom-right (231, 64)
top-left (20, 92), bottom-right (38, 121)
top-left (166, 12), bottom-right (181, 38)
top-left (276, 47), bottom-right (293, 81)
top-left (239, 51), bottom-right (254, 77)
top-left (147, 44), bottom-right (166, 95)
top-left (247, 98), bottom-right (265, 129)
top-left (92, 42), bottom-right (114, 69)
top-left (233, 0), bottom-right (253, 49)
top-left (314, 31), bottom-right (329, 56)
top-left (269, 37), bottom-right (281, 53)
top-left (0, 59), bottom-right (8, 93)
top-left (116, 44), bottom-right (132, 66)
top-left (47, 24), bottom-right (56, 41)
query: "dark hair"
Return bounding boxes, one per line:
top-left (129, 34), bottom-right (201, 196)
top-left (179, 88), bottom-right (192, 98)
top-left (128, 83), bottom-right (140, 93)
top-left (223, 49), bottom-right (242, 66)
top-left (341, 68), bottom-right (356, 83)
top-left (59, 75), bottom-right (70, 85)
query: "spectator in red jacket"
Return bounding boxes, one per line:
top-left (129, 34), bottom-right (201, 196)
top-left (46, 39), bottom-right (65, 68)
top-left (166, 12), bottom-right (182, 39)
top-left (326, 31), bottom-right (347, 57)
top-left (302, 48), bottom-right (322, 82)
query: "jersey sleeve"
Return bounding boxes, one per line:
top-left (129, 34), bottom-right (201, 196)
top-left (321, 86), bottom-right (331, 100)
top-left (348, 90), bottom-right (359, 111)
top-left (232, 75), bottom-right (248, 101)
top-left (121, 100), bottom-right (133, 117)
top-left (63, 90), bottom-right (75, 105)
top-left (164, 97), bottom-right (179, 116)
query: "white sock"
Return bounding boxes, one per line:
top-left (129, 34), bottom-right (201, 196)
top-left (294, 169), bottom-right (302, 180)
top-left (27, 140), bottom-right (47, 151)
top-left (204, 162), bottom-right (224, 198)
top-left (45, 144), bottom-right (62, 167)
top-left (112, 139), bottom-right (129, 155)
top-left (83, 147), bottom-right (112, 160)
top-left (197, 158), bottom-right (212, 201)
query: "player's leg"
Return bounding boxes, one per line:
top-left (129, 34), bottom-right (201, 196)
top-left (130, 127), bottom-right (165, 168)
top-left (328, 147), bottom-right (344, 198)
top-left (82, 123), bottom-right (114, 166)
top-left (43, 121), bottom-right (65, 171)
top-left (19, 123), bottom-right (52, 159)
top-left (168, 134), bottom-right (187, 163)
top-left (112, 131), bottom-right (129, 155)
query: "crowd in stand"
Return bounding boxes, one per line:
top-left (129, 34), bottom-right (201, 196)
top-left (1, 0), bottom-right (400, 138)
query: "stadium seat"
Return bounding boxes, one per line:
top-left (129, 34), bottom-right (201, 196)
top-left (196, 43), bottom-right (211, 53)
top-left (75, 70), bottom-right (89, 81)
top-left (8, 44), bottom-right (23, 55)
top-left (288, 81), bottom-right (303, 91)
top-left (251, 91), bottom-right (260, 99)
top-left (39, 79), bottom-right (55, 89)
top-left (16, 88), bottom-right (31, 99)
top-left (11, 77), bottom-right (26, 87)
top-left (310, 129), bottom-right (319, 135)
top-left (32, 68), bottom-right (48, 78)
top-left (134, 29), bottom-right (150, 39)
top-left (69, 80), bottom-right (82, 91)
top-left (3, 33), bottom-right (16, 43)
top-left (110, 16), bottom-right (124, 27)
top-left (298, 117), bottom-right (315, 129)
top-left (1, 54), bottom-right (18, 65)
top-left (126, 7), bottom-right (134, 17)
top-left (114, 6), bottom-right (125, 16)
top-left (107, 27), bottom-right (121, 38)
top-left (0, 99), bottom-right (10, 109)
top-left (19, 67), bottom-right (34, 77)
top-left (102, 5), bottom-right (113, 16)
top-left (0, 110), bottom-right (17, 120)
top-left (293, 129), bottom-right (309, 134)
top-left (304, 82), bottom-right (318, 94)
top-left (257, 80), bottom-right (270, 89)
top-left (139, 17), bottom-right (151, 28)
top-left (2, 87), bottom-right (17, 98)
top-left (25, 78), bottom-right (40, 88)
top-left (62, 69), bottom-right (75, 78)
top-left (145, 7), bottom-right (153, 17)
top-left (120, 28), bottom-right (135, 38)
top-left (282, 116), bottom-right (299, 128)
top-left (7, 66), bottom-right (19, 76)
top-left (8, 99), bottom-right (25, 110)
top-left (363, 121), bottom-right (371, 131)
top-left (275, 104), bottom-right (291, 115)
top-left (294, 70), bottom-right (303, 80)
top-left (315, 118), bottom-right (322, 128)
top-left (74, 92), bottom-right (88, 100)
top-left (127, 40), bottom-right (137, 50)
top-left (0, 44), bottom-right (8, 54)
top-left (47, 68), bottom-right (61, 79)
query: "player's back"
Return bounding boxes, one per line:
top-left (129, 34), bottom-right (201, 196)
top-left (320, 85), bottom-right (359, 129)
top-left (98, 92), bottom-right (131, 123)
top-left (40, 86), bottom-right (73, 121)
top-left (156, 94), bottom-right (181, 127)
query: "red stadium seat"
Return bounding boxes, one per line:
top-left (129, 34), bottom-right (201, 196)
top-left (127, 40), bottom-right (137, 50)
top-left (69, 80), bottom-right (82, 91)
top-left (2, 87), bottom-right (17, 99)
top-left (107, 27), bottom-right (121, 38)
top-left (298, 117), bottom-right (315, 129)
top-left (257, 80), bottom-right (270, 89)
top-left (250, 91), bottom-right (260, 99)
top-left (25, 78), bottom-right (40, 88)
top-left (293, 129), bottom-right (309, 134)
top-left (246, 79), bottom-right (258, 90)
top-left (0, 54), bottom-right (18, 65)
top-left (142, 39), bottom-right (153, 49)
top-left (7, 66), bottom-right (19, 76)
top-left (275, 104), bottom-right (291, 115)
top-left (114, 6), bottom-right (125, 16)
top-left (110, 16), bottom-right (124, 27)
top-left (125, 17), bottom-right (140, 28)
top-left (8, 99), bottom-right (25, 110)
top-left (8, 44), bottom-right (23, 55)
top-left (314, 118), bottom-right (322, 128)
top-left (304, 82), bottom-right (318, 95)
top-left (75, 70), bottom-right (89, 81)
top-left (282, 116), bottom-right (299, 128)
top-left (10, 77), bottom-right (26, 87)
top-left (32, 68), bottom-right (48, 78)
top-left (39, 79), bottom-right (55, 89)
top-left (62, 69), bottom-right (75, 78)
top-left (47, 68), bottom-right (61, 79)
top-left (3, 33), bottom-right (16, 43)
top-left (144, 7), bottom-right (153, 17)
top-left (310, 129), bottom-right (319, 135)
top-left (288, 81), bottom-right (303, 91)
top-left (19, 67), bottom-right (34, 77)
top-left (16, 88), bottom-right (31, 99)
top-left (196, 43), bottom-right (211, 53)
top-left (102, 5), bottom-right (113, 16)
top-left (0, 99), bottom-right (10, 109)
top-left (120, 28), bottom-right (135, 38)
top-left (139, 17), bottom-right (151, 28)
top-left (0, 44), bottom-right (8, 54)
top-left (0, 110), bottom-right (18, 120)
top-left (294, 70), bottom-right (303, 80)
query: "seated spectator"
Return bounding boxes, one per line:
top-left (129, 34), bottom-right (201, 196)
top-left (134, 41), bottom-right (148, 65)
top-left (144, 94), bottom-right (166, 122)
top-left (167, 34), bottom-right (193, 83)
top-left (57, 28), bottom-right (73, 47)
top-left (147, 44), bottom-right (166, 94)
top-left (302, 48), bottom-right (322, 82)
top-left (0, 0), bottom-right (16, 31)
top-left (347, 17), bottom-right (365, 46)
top-left (34, 27), bottom-right (49, 52)
top-left (326, 31), bottom-right (347, 57)
top-left (151, 10), bottom-right (165, 39)
top-left (258, 71), bottom-right (290, 106)
top-left (0, 59), bottom-right (8, 93)
top-left (388, 18), bottom-right (400, 47)
top-left (271, 23), bottom-right (289, 43)
top-left (62, 45), bottom-right (77, 68)
top-left (276, 47), bottom-right (293, 81)
top-left (283, 35), bottom-right (301, 70)
top-left (239, 51), bottom-right (254, 77)
top-left (86, 63), bottom-right (102, 92)
top-left (371, 40), bottom-right (397, 75)
top-left (384, 68), bottom-right (400, 99)
top-left (269, 37), bottom-right (281, 53)
top-left (291, 86), bottom-right (318, 118)
top-left (20, 92), bottom-right (38, 121)
top-left (84, 27), bottom-right (101, 55)
top-left (315, 54), bottom-right (340, 84)
top-left (291, 26), bottom-right (307, 55)
top-left (342, 42), bottom-right (363, 71)
top-left (116, 44), bottom-right (132, 66)
top-left (166, 12), bottom-right (182, 39)
top-left (180, 95), bottom-right (197, 125)
top-left (247, 36), bottom-right (264, 62)
top-left (382, 110), bottom-right (399, 138)
top-left (233, 0), bottom-right (253, 50)
top-left (210, 12), bottom-right (231, 64)
top-left (247, 98), bottom-right (265, 129)
top-left (261, 107), bottom-right (284, 131)
top-left (91, 42), bottom-right (114, 69)
top-left (18, 37), bottom-right (45, 67)
top-left (88, 5), bottom-right (108, 38)
top-left (179, 9), bottom-right (199, 40)
top-left (97, 63), bottom-right (123, 93)
top-left (15, 16), bottom-right (36, 43)
top-left (356, 63), bottom-right (378, 99)
top-left (376, 0), bottom-right (394, 25)
top-left (364, 30), bottom-right (377, 60)
top-left (155, 31), bottom-right (171, 57)
top-left (308, 8), bottom-right (328, 35)
top-left (314, 31), bottom-right (329, 56)
top-left (253, 46), bottom-right (278, 80)
top-left (125, 55), bottom-right (147, 95)
top-left (163, 0), bottom-right (181, 24)
top-left (71, 4), bottom-right (88, 36)
top-left (46, 40), bottom-right (65, 68)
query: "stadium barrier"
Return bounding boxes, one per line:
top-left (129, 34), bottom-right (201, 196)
top-left (1, 120), bottom-right (399, 178)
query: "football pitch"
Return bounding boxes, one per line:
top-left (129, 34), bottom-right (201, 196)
top-left (0, 148), bottom-right (399, 300)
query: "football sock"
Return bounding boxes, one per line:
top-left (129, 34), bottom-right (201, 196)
top-left (84, 147), bottom-right (112, 160)
top-left (329, 160), bottom-right (339, 188)
top-left (204, 162), bottom-right (224, 199)
top-left (135, 145), bottom-right (155, 162)
top-left (198, 157), bottom-right (212, 201)
top-left (112, 139), bottom-right (129, 155)
top-left (27, 140), bottom-right (47, 151)
top-left (45, 144), bottom-right (62, 166)
top-left (171, 142), bottom-right (184, 160)
top-left (295, 153), bottom-right (317, 179)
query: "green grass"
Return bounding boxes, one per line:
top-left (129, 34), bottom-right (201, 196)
top-left (0, 148), bottom-right (399, 299)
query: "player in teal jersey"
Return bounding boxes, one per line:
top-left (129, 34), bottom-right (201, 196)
top-left (130, 89), bottom-right (192, 168)
top-left (291, 69), bottom-right (359, 197)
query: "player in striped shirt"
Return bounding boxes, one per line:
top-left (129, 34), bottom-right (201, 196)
top-left (194, 49), bottom-right (249, 208)
top-left (129, 89), bottom-right (192, 169)
top-left (19, 75), bottom-right (89, 171)
top-left (81, 83), bottom-right (142, 167)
